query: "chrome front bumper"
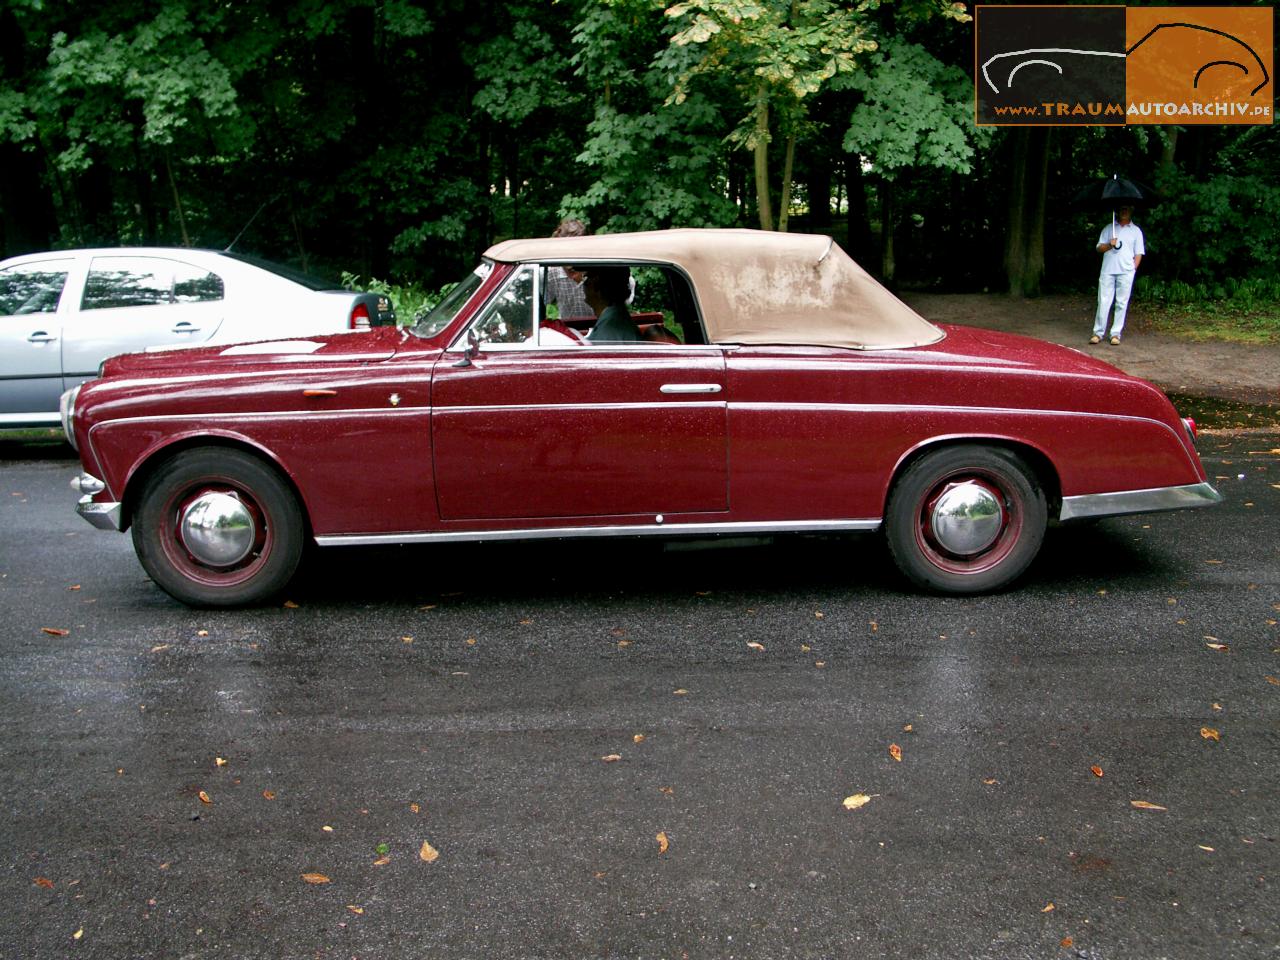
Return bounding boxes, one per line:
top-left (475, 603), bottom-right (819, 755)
top-left (1059, 481), bottom-right (1223, 522)
top-left (72, 473), bottom-right (123, 531)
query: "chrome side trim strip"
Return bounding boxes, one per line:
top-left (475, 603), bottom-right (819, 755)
top-left (315, 518), bottom-right (881, 547)
top-left (660, 383), bottom-right (722, 394)
top-left (76, 496), bottom-right (123, 531)
top-left (1059, 481), bottom-right (1223, 521)
top-left (0, 412), bottom-right (61, 426)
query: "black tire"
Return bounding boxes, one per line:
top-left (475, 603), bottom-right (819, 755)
top-left (885, 445), bottom-right (1047, 594)
top-left (131, 448), bottom-right (305, 607)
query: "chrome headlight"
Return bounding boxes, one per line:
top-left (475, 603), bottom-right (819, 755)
top-left (59, 384), bottom-right (81, 451)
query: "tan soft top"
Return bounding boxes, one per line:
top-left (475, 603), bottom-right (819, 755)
top-left (484, 228), bottom-right (942, 350)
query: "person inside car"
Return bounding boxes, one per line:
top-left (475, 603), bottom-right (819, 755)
top-left (581, 266), bottom-right (639, 342)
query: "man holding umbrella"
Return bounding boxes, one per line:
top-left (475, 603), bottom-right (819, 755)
top-left (1091, 203), bottom-right (1145, 345)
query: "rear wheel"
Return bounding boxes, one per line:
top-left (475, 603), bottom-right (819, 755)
top-left (132, 448), bottom-right (304, 607)
top-left (885, 445), bottom-right (1047, 594)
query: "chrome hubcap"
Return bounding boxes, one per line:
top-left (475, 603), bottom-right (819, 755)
top-left (179, 492), bottom-right (256, 567)
top-left (930, 481), bottom-right (1004, 556)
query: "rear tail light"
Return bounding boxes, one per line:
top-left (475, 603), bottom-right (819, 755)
top-left (1182, 417), bottom-right (1198, 440)
top-left (349, 303), bottom-right (371, 330)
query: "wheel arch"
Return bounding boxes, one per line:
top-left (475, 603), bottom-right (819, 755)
top-left (120, 435), bottom-right (311, 537)
top-left (885, 435), bottom-right (1063, 519)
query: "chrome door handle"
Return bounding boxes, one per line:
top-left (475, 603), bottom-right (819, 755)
top-left (660, 383), bottom-right (722, 394)
top-left (27, 332), bottom-right (57, 343)
top-left (172, 322), bottom-right (200, 334)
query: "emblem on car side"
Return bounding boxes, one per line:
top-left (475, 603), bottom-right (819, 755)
top-left (389, 393), bottom-right (401, 407)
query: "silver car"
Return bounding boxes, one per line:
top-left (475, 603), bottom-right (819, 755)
top-left (1, 247), bottom-right (394, 429)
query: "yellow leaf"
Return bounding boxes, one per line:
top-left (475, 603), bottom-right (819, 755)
top-left (656, 832), bottom-right (670, 855)
top-left (215, 757), bottom-right (227, 767)
top-left (301, 873), bottom-right (330, 884)
top-left (889, 743), bottom-right (903, 762)
top-left (346, 905), bottom-right (364, 915)
top-left (842, 793), bottom-right (873, 810)
top-left (1206, 642), bottom-right (1230, 652)
top-left (373, 856), bottom-right (391, 866)
top-left (419, 840), bottom-right (440, 863)
top-left (633, 734), bottom-right (645, 744)
top-left (1130, 800), bottom-right (1168, 811)
top-left (1200, 727), bottom-right (1221, 741)
top-left (673, 688), bottom-right (688, 695)
top-left (1198, 845), bottom-right (1215, 852)
top-left (283, 600), bottom-right (299, 608)
top-left (1041, 902), bottom-right (1055, 913)
top-left (600, 754), bottom-right (622, 763)
top-left (198, 791), bottom-right (211, 804)
top-left (73, 929), bottom-right (83, 941)
top-left (322, 825), bottom-right (334, 832)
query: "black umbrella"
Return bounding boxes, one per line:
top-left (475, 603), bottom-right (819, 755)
top-left (1073, 174), bottom-right (1161, 245)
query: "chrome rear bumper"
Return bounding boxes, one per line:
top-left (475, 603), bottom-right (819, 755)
top-left (1059, 481), bottom-right (1222, 522)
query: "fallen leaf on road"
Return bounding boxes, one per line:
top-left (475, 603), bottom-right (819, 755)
top-left (633, 734), bottom-right (645, 743)
top-left (215, 757), bottom-right (227, 767)
top-left (1198, 845), bottom-right (1214, 852)
top-left (41, 628), bottom-right (69, 637)
top-left (196, 630), bottom-right (208, 637)
top-left (1130, 800), bottom-right (1167, 811)
top-left (262, 790), bottom-right (276, 801)
top-left (373, 856), bottom-right (391, 866)
top-left (1091, 766), bottom-right (1104, 778)
top-left (322, 825), bottom-right (334, 833)
top-left (673, 689), bottom-right (688, 695)
top-left (1060, 937), bottom-right (1073, 948)
top-left (746, 642), bottom-right (765, 651)
top-left (301, 873), bottom-right (330, 884)
top-left (983, 778), bottom-right (999, 785)
top-left (198, 791), bottom-right (211, 804)
top-left (842, 794), bottom-right (873, 810)
top-left (283, 600), bottom-right (299, 608)
top-left (419, 840), bottom-right (440, 863)
top-left (409, 803), bottom-right (421, 814)
top-left (1206, 642), bottom-right (1230, 652)
top-left (34, 877), bottom-right (54, 889)
top-left (600, 754), bottom-right (622, 763)
top-left (1265, 676), bottom-right (1280, 686)
top-left (656, 832), bottom-right (669, 855)
top-left (1041, 903), bottom-right (1055, 913)
top-left (889, 744), bottom-right (902, 762)
top-left (347, 905), bottom-right (364, 915)
top-left (1200, 727), bottom-right (1221, 741)
top-left (73, 929), bottom-right (83, 941)
top-left (150, 644), bottom-right (170, 653)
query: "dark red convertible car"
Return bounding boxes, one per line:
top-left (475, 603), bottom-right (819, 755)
top-left (62, 229), bottom-right (1221, 606)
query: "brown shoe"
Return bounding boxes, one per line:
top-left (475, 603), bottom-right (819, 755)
top-left (1110, 336), bottom-right (1121, 345)
top-left (1089, 335), bottom-right (1101, 344)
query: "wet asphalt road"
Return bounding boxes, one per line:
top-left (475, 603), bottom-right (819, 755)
top-left (1, 434), bottom-right (1277, 960)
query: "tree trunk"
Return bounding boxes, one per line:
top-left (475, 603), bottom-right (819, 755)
top-left (1005, 128), bottom-right (1051, 297)
top-left (880, 178), bottom-right (896, 287)
top-left (754, 96), bottom-right (774, 231)
top-left (777, 134), bottom-right (796, 232)
top-left (844, 157), bottom-right (874, 265)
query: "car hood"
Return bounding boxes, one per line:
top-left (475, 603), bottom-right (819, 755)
top-left (100, 327), bottom-right (404, 378)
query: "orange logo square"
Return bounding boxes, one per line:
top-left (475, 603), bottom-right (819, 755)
top-left (1126, 7), bottom-right (1273, 124)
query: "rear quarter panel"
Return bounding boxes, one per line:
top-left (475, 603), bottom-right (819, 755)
top-left (726, 330), bottom-right (1204, 520)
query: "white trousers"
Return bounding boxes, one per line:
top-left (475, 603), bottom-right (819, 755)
top-left (1094, 271), bottom-right (1135, 338)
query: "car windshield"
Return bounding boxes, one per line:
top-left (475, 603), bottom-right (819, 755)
top-left (409, 263), bottom-right (492, 338)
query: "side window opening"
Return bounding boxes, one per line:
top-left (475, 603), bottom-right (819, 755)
top-left (470, 265), bottom-right (535, 344)
top-left (0, 264), bottom-right (70, 316)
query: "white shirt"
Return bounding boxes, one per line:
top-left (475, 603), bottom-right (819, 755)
top-left (1097, 221), bottom-right (1145, 275)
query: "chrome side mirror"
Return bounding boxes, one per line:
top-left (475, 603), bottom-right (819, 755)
top-left (452, 328), bottom-right (479, 368)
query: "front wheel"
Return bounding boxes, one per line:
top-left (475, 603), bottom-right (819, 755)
top-left (885, 445), bottom-right (1047, 594)
top-left (132, 448), bottom-right (305, 607)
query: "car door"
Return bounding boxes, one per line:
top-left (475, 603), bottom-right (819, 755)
top-left (60, 255), bottom-right (225, 389)
top-left (430, 265), bottom-right (728, 522)
top-left (0, 258), bottom-right (75, 423)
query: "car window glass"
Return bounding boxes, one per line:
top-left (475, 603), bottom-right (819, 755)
top-left (0, 263), bottom-right (70, 316)
top-left (172, 261), bottom-right (224, 303)
top-left (471, 265), bottom-right (534, 345)
top-left (82, 257), bottom-right (175, 310)
top-left (411, 263), bottom-right (491, 338)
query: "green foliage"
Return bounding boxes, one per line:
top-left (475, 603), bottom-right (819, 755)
top-left (840, 39), bottom-right (988, 177)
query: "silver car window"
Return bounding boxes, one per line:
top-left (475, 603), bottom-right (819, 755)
top-left (82, 257), bottom-right (175, 310)
top-left (0, 263), bottom-right (71, 316)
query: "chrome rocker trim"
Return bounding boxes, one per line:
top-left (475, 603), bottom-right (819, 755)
top-left (1059, 481), bottom-right (1222, 522)
top-left (315, 518), bottom-right (881, 548)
